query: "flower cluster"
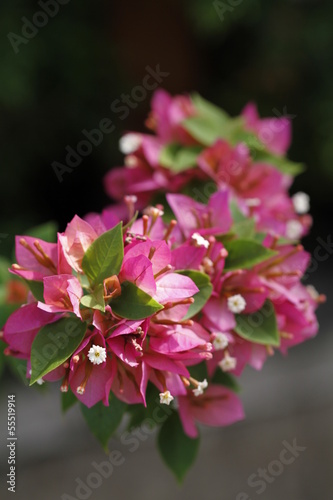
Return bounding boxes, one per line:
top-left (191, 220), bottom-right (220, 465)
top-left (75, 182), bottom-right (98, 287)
top-left (105, 90), bottom-right (312, 240)
top-left (1, 90), bottom-right (324, 478)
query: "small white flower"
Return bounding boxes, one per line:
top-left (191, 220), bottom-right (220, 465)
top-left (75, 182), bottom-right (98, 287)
top-left (286, 219), bottom-right (303, 240)
top-left (119, 133), bottom-right (142, 154)
top-left (292, 192), bottom-right (310, 215)
top-left (77, 386), bottom-right (85, 395)
top-left (212, 332), bottom-right (229, 351)
top-left (227, 294), bottom-right (246, 314)
top-left (159, 390), bottom-right (174, 405)
top-left (219, 354), bottom-right (237, 372)
top-left (191, 232), bottom-right (210, 248)
top-left (88, 345), bottom-right (107, 365)
top-left (192, 379), bottom-right (208, 397)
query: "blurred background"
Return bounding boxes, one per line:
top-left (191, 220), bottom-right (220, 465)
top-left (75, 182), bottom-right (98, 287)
top-left (0, 1), bottom-right (332, 499)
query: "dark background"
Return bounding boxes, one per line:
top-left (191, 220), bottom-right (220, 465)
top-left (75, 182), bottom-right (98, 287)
top-left (0, 1), bottom-right (332, 499)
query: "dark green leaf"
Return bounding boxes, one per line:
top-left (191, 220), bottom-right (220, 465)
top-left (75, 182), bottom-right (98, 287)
top-left (224, 239), bottom-right (277, 271)
top-left (61, 389), bottom-right (78, 413)
top-left (159, 144), bottom-right (202, 172)
top-left (177, 270), bottom-right (212, 320)
top-left (158, 411), bottom-right (200, 483)
top-left (24, 279), bottom-right (44, 302)
top-left (110, 281), bottom-right (163, 320)
top-left (81, 396), bottom-right (127, 450)
top-left (80, 284), bottom-right (105, 312)
top-left (235, 300), bottom-right (280, 346)
top-left (30, 317), bottom-right (87, 385)
top-left (212, 369), bottom-right (240, 392)
top-left (0, 303), bottom-right (18, 329)
top-left (0, 256), bottom-right (11, 285)
top-left (82, 223), bottom-right (124, 287)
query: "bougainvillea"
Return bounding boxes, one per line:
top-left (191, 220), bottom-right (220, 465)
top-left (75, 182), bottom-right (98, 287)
top-left (1, 90), bottom-right (324, 480)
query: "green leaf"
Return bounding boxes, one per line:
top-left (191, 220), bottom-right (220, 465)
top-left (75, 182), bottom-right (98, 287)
top-left (80, 284), bottom-right (105, 312)
top-left (177, 270), bottom-right (212, 320)
top-left (26, 221), bottom-right (58, 243)
top-left (232, 218), bottom-right (256, 239)
top-left (234, 300), bottom-right (280, 346)
top-left (191, 93), bottom-right (230, 124)
top-left (24, 279), bottom-right (44, 302)
top-left (30, 317), bottom-right (87, 385)
top-left (0, 303), bottom-right (18, 329)
top-left (110, 281), bottom-right (163, 320)
top-left (224, 239), bottom-right (277, 271)
top-left (82, 223), bottom-right (124, 287)
top-left (212, 369), bottom-right (240, 392)
top-left (61, 389), bottom-right (78, 413)
top-left (158, 411), bottom-right (200, 483)
top-left (230, 199), bottom-right (247, 223)
top-left (80, 396), bottom-right (127, 450)
top-left (0, 256), bottom-right (11, 285)
top-left (189, 361), bottom-right (208, 381)
top-left (127, 383), bottom-right (162, 431)
top-left (254, 151), bottom-right (305, 176)
top-left (182, 116), bottom-right (224, 146)
top-left (159, 144), bottom-right (202, 172)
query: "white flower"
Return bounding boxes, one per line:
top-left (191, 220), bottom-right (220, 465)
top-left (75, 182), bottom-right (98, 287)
top-left (159, 391), bottom-right (174, 405)
top-left (292, 192), bottom-right (310, 214)
top-left (286, 220), bottom-right (303, 240)
top-left (191, 232), bottom-right (210, 248)
top-left (192, 379), bottom-right (208, 397)
top-left (88, 345), bottom-right (107, 365)
top-left (212, 332), bottom-right (229, 351)
top-left (119, 133), bottom-right (142, 154)
top-left (219, 354), bottom-right (237, 372)
top-left (77, 386), bottom-right (85, 395)
top-left (227, 294), bottom-right (246, 314)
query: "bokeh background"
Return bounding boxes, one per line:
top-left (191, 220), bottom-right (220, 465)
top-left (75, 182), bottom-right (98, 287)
top-left (0, 1), bottom-right (332, 499)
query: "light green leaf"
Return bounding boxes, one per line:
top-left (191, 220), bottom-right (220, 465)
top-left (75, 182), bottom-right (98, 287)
top-left (158, 411), bottom-right (200, 483)
top-left (234, 300), bottom-right (280, 346)
top-left (80, 284), bottom-right (105, 312)
top-left (81, 396), bottom-right (127, 450)
top-left (232, 218), bottom-right (256, 239)
top-left (110, 281), bottom-right (163, 320)
top-left (191, 93), bottom-right (230, 124)
top-left (159, 144), bottom-right (202, 172)
top-left (224, 239), bottom-right (277, 271)
top-left (30, 317), bottom-right (87, 385)
top-left (254, 151), bottom-right (305, 176)
top-left (82, 223), bottom-right (124, 287)
top-left (177, 270), bottom-right (212, 320)
top-left (182, 116), bottom-right (224, 146)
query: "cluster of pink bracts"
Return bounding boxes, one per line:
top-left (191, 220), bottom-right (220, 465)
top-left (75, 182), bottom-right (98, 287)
top-left (2, 90), bottom-right (324, 439)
